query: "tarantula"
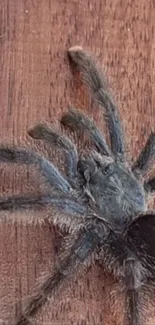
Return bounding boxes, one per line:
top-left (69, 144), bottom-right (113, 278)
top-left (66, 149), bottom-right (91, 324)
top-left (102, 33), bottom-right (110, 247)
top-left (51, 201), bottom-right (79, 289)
top-left (1, 46), bottom-right (155, 325)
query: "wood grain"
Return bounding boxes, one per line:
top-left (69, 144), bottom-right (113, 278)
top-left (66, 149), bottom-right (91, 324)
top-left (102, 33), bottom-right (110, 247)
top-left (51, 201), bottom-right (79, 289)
top-left (0, 0), bottom-right (155, 324)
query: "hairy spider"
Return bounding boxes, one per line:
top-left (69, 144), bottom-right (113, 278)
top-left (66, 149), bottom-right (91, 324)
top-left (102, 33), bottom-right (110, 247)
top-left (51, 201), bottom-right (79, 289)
top-left (1, 46), bottom-right (155, 325)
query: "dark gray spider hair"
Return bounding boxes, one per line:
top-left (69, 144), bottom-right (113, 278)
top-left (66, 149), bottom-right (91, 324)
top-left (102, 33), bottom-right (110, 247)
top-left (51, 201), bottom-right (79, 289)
top-left (1, 46), bottom-right (155, 325)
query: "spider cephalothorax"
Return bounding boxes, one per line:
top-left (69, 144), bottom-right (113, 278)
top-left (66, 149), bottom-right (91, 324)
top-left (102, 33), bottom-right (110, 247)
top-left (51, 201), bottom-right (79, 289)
top-left (1, 46), bottom-right (155, 325)
top-left (78, 150), bottom-right (146, 231)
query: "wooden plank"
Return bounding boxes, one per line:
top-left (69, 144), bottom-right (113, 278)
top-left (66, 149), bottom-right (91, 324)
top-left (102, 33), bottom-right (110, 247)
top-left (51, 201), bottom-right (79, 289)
top-left (0, 0), bottom-right (155, 324)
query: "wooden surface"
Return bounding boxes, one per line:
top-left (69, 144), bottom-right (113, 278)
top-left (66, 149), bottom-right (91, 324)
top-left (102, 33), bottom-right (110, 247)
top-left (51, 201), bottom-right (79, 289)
top-left (1, 0), bottom-right (155, 324)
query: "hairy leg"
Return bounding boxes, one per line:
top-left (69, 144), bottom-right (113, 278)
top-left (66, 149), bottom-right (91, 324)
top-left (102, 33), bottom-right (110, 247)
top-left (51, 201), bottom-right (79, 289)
top-left (0, 193), bottom-right (87, 218)
top-left (12, 228), bottom-right (101, 325)
top-left (28, 124), bottom-right (78, 182)
top-left (125, 213), bottom-right (155, 325)
top-left (0, 147), bottom-right (72, 193)
top-left (125, 214), bottom-right (155, 325)
top-left (67, 46), bottom-right (125, 160)
top-left (98, 226), bottom-right (147, 325)
top-left (61, 108), bottom-right (111, 156)
top-left (124, 264), bottom-right (141, 325)
top-left (132, 133), bottom-right (155, 178)
top-left (144, 177), bottom-right (155, 195)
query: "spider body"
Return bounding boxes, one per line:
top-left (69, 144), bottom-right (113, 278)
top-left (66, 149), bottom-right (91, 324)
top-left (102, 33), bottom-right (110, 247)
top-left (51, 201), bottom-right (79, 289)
top-left (1, 46), bottom-right (155, 325)
top-left (78, 153), bottom-right (146, 231)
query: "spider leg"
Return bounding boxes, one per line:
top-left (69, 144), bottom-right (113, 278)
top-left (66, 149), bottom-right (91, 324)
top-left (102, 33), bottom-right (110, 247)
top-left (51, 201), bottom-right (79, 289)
top-left (0, 147), bottom-right (71, 193)
top-left (0, 194), bottom-right (86, 218)
top-left (132, 133), bottom-right (155, 178)
top-left (12, 228), bottom-right (101, 325)
top-left (67, 46), bottom-right (125, 160)
top-left (125, 287), bottom-right (139, 325)
top-left (125, 213), bottom-right (155, 325)
top-left (28, 124), bottom-right (78, 182)
top-left (144, 177), bottom-right (155, 196)
top-left (124, 278), bottom-right (155, 325)
top-left (98, 216), bottom-right (155, 325)
top-left (61, 108), bottom-right (111, 156)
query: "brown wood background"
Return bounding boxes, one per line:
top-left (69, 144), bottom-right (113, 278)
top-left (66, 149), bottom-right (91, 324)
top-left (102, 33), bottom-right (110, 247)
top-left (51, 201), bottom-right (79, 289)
top-left (1, 0), bottom-right (155, 324)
